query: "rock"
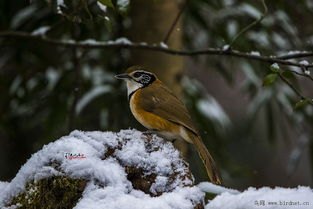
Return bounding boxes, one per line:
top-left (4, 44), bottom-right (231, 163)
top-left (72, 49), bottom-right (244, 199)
top-left (1, 129), bottom-right (204, 209)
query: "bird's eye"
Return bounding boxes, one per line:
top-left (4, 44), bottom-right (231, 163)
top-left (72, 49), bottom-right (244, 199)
top-left (133, 72), bottom-right (141, 78)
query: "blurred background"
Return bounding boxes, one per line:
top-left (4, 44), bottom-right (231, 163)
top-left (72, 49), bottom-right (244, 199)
top-left (0, 0), bottom-right (312, 190)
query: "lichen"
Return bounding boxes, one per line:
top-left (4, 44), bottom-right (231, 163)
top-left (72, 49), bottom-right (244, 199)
top-left (8, 176), bottom-right (86, 209)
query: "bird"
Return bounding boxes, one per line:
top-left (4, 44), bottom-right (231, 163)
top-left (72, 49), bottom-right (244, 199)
top-left (115, 65), bottom-right (222, 185)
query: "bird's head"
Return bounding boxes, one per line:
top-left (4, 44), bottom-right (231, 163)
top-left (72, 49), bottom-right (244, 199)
top-left (115, 66), bottom-right (157, 97)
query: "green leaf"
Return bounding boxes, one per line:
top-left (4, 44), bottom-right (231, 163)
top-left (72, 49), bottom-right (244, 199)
top-left (295, 99), bottom-right (310, 109)
top-left (281, 70), bottom-right (295, 79)
top-left (263, 73), bottom-right (278, 86)
top-left (98, 0), bottom-right (114, 8)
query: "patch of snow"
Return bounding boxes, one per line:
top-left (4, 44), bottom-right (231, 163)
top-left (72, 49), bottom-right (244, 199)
top-left (0, 182), bottom-right (9, 199)
top-left (222, 45), bottom-right (230, 51)
top-left (0, 130), bottom-right (203, 209)
top-left (159, 42), bottom-right (168, 49)
top-left (107, 37), bottom-right (132, 45)
top-left (304, 70), bottom-right (311, 75)
top-left (80, 39), bottom-right (100, 45)
top-left (198, 182), bottom-right (239, 195)
top-left (250, 51), bottom-right (261, 56)
top-left (31, 26), bottom-right (50, 36)
top-left (57, 0), bottom-right (66, 14)
top-left (271, 63), bottom-right (280, 70)
top-left (299, 60), bottom-right (309, 66)
top-left (97, 1), bottom-right (107, 13)
top-left (206, 186), bottom-right (313, 209)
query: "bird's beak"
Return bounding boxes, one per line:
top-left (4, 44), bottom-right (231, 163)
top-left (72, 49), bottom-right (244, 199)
top-left (115, 73), bottom-right (131, 80)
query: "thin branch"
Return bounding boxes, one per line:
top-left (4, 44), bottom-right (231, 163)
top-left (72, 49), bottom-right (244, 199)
top-left (163, 1), bottom-right (187, 44)
top-left (285, 68), bottom-right (313, 82)
top-left (228, 0), bottom-right (268, 48)
top-left (0, 31), bottom-right (313, 69)
top-left (278, 73), bottom-right (305, 100)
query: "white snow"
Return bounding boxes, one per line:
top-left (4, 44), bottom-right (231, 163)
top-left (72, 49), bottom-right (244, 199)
top-left (80, 39), bottom-right (100, 45)
top-left (250, 51), bottom-right (261, 56)
top-left (57, 0), bottom-right (65, 14)
top-left (304, 70), bottom-right (311, 75)
top-left (0, 129), bottom-right (203, 209)
top-left (0, 182), bottom-right (9, 199)
top-left (107, 37), bottom-right (132, 45)
top-left (222, 45), bottom-right (230, 51)
top-left (31, 26), bottom-right (50, 36)
top-left (271, 63), bottom-right (280, 70)
top-left (206, 186), bottom-right (313, 209)
top-left (159, 42), bottom-right (168, 49)
top-left (198, 182), bottom-right (239, 195)
top-left (299, 60), bottom-right (309, 66)
top-left (2, 130), bottom-right (313, 209)
top-left (97, 1), bottom-right (107, 13)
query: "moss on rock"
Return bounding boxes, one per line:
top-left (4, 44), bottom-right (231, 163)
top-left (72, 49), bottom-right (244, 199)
top-left (9, 176), bottom-right (86, 209)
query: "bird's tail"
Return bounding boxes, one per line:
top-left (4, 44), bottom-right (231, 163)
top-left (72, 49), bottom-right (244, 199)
top-left (191, 135), bottom-right (222, 185)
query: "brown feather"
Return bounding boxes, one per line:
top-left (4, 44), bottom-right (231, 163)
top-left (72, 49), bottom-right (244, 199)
top-left (137, 80), bottom-right (199, 137)
top-left (190, 133), bottom-right (222, 185)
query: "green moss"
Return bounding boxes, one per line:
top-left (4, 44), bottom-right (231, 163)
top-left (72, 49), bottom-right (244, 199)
top-left (8, 176), bottom-right (86, 209)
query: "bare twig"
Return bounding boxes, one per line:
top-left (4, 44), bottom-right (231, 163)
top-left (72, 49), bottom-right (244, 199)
top-left (1, 31), bottom-right (313, 70)
top-left (163, 1), bottom-right (187, 44)
top-left (228, 0), bottom-right (268, 48)
top-left (278, 72), bottom-right (305, 100)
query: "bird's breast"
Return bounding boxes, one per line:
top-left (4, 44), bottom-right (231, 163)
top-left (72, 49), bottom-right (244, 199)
top-left (129, 90), bottom-right (183, 140)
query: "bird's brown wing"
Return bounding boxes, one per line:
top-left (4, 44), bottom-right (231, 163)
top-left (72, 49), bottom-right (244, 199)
top-left (138, 80), bottom-right (199, 136)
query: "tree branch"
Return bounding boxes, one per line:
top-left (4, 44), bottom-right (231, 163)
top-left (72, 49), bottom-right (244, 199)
top-left (0, 31), bottom-right (313, 70)
top-left (162, 1), bottom-right (187, 44)
top-left (278, 72), bottom-right (305, 100)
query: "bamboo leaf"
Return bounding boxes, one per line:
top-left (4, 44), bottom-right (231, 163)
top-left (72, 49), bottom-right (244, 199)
top-left (263, 73), bottom-right (278, 86)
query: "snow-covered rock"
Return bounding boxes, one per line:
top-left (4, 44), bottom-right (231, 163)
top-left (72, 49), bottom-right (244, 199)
top-left (0, 129), bottom-right (204, 209)
top-left (1, 129), bottom-right (312, 209)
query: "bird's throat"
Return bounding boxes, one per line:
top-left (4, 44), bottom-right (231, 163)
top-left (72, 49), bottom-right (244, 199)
top-left (127, 81), bottom-right (143, 99)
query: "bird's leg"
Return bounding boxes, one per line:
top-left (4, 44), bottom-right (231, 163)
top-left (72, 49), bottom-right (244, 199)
top-left (143, 130), bottom-right (156, 135)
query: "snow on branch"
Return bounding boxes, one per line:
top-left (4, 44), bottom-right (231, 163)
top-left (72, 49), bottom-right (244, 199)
top-left (1, 30), bottom-right (313, 105)
top-left (0, 31), bottom-right (313, 69)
